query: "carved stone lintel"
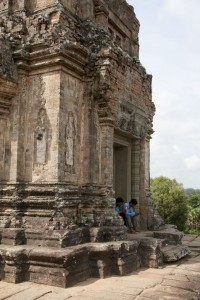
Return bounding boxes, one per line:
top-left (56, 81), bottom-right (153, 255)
top-left (115, 101), bottom-right (152, 138)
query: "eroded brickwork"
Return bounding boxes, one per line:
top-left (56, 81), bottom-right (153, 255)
top-left (0, 0), bottom-right (159, 249)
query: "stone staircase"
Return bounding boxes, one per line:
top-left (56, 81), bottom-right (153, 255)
top-left (0, 226), bottom-right (191, 288)
top-left (128, 226), bottom-right (191, 266)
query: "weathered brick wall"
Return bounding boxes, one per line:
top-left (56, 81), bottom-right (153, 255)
top-left (0, 0), bottom-right (158, 233)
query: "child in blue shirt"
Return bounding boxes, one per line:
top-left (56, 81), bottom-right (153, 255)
top-left (126, 198), bottom-right (140, 233)
top-left (114, 197), bottom-right (128, 226)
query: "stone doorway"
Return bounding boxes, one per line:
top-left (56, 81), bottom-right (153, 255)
top-left (113, 135), bottom-right (131, 201)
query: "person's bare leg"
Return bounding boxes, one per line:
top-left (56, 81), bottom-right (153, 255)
top-left (126, 216), bottom-right (136, 233)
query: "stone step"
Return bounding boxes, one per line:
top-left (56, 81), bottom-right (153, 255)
top-left (161, 244), bottom-right (191, 262)
top-left (0, 226), bottom-right (127, 247)
top-left (153, 227), bottom-right (184, 245)
top-left (127, 228), bottom-right (190, 266)
top-left (0, 240), bottom-right (140, 288)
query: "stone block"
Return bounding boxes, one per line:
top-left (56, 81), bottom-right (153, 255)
top-left (89, 241), bottom-right (139, 278)
top-left (138, 238), bottom-right (163, 268)
top-left (162, 245), bottom-right (191, 262)
top-left (89, 243), bottom-right (115, 278)
top-left (1, 247), bottom-right (28, 283)
top-left (60, 228), bottom-right (91, 247)
top-left (153, 228), bottom-right (184, 245)
top-left (89, 226), bottom-right (127, 243)
top-left (1, 228), bottom-right (26, 246)
top-left (26, 246), bottom-right (90, 288)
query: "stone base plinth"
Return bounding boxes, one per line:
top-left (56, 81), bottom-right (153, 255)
top-left (0, 241), bottom-right (139, 288)
top-left (0, 227), bottom-right (191, 288)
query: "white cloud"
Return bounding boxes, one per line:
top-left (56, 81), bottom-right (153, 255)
top-left (129, 0), bottom-right (200, 188)
top-left (172, 145), bottom-right (181, 155)
top-left (164, 0), bottom-right (200, 22)
top-left (184, 155), bottom-right (200, 171)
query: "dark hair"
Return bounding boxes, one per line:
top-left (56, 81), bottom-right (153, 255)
top-left (116, 197), bottom-right (124, 203)
top-left (130, 198), bottom-right (138, 205)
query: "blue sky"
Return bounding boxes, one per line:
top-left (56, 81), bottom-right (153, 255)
top-left (128, 0), bottom-right (200, 189)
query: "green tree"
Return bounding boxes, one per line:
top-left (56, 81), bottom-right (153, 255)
top-left (187, 190), bottom-right (200, 208)
top-left (185, 190), bottom-right (200, 233)
top-left (150, 176), bottom-right (188, 231)
top-left (186, 206), bottom-right (200, 234)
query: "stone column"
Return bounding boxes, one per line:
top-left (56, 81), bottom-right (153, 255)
top-left (131, 138), bottom-right (141, 200)
top-left (139, 137), bottom-right (153, 229)
top-left (131, 136), bottom-right (153, 229)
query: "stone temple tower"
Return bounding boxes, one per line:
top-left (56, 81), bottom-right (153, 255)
top-left (0, 0), bottom-right (160, 286)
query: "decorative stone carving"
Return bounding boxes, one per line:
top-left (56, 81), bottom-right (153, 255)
top-left (0, 0), bottom-right (8, 12)
top-left (115, 102), bottom-right (151, 138)
top-left (79, 0), bottom-right (94, 19)
top-left (48, 209), bottom-right (68, 230)
top-left (65, 111), bottom-right (76, 173)
top-left (35, 108), bottom-right (48, 165)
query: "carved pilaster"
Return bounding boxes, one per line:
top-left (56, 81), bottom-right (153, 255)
top-left (99, 118), bottom-right (114, 187)
top-left (0, 78), bottom-right (17, 182)
top-left (131, 138), bottom-right (141, 198)
top-left (138, 137), bottom-right (152, 230)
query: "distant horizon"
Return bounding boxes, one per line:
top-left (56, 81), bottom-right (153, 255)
top-left (129, 0), bottom-right (200, 189)
top-left (151, 175), bottom-right (200, 191)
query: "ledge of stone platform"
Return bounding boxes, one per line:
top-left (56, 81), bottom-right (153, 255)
top-left (6, 226), bottom-right (128, 248)
top-left (0, 240), bottom-right (140, 287)
top-left (153, 227), bottom-right (184, 245)
top-left (161, 244), bottom-right (191, 262)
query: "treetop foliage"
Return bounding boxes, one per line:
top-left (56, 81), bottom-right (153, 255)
top-left (151, 176), bottom-right (200, 233)
top-left (150, 176), bottom-right (188, 231)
